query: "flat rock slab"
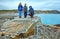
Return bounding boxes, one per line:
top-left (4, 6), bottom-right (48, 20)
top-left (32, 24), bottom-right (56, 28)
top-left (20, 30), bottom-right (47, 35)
top-left (0, 16), bottom-right (42, 39)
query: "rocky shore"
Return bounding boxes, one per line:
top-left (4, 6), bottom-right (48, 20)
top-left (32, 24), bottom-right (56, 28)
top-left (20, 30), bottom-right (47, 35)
top-left (0, 13), bottom-right (60, 39)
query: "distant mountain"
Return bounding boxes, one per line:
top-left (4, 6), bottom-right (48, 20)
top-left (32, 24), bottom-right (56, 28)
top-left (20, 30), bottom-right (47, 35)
top-left (35, 10), bottom-right (60, 14)
top-left (0, 10), bottom-right (60, 14)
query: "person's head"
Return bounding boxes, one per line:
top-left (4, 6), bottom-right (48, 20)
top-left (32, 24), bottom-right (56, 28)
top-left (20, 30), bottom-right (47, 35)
top-left (29, 6), bottom-right (32, 9)
top-left (19, 2), bottom-right (22, 6)
top-left (24, 3), bottom-right (26, 6)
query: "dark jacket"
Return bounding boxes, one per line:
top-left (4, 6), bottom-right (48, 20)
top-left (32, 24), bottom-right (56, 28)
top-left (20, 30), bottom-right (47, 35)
top-left (24, 6), bottom-right (27, 12)
top-left (18, 6), bottom-right (23, 11)
top-left (29, 7), bottom-right (34, 15)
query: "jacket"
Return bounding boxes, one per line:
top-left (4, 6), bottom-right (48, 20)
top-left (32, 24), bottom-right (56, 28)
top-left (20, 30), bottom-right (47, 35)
top-left (29, 8), bottom-right (34, 14)
top-left (24, 6), bottom-right (27, 12)
top-left (18, 6), bottom-right (23, 11)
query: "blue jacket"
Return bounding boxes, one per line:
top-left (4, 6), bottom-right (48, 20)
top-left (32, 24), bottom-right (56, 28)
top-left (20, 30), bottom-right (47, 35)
top-left (29, 8), bottom-right (34, 14)
top-left (18, 6), bottom-right (23, 11)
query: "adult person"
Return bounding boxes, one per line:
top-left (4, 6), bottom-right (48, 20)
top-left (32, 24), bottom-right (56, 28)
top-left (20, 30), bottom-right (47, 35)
top-left (23, 3), bottom-right (28, 18)
top-left (18, 3), bottom-right (23, 18)
top-left (29, 6), bottom-right (34, 18)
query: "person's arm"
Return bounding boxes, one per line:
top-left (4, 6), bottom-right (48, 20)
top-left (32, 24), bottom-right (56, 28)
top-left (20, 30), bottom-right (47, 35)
top-left (18, 6), bottom-right (20, 11)
top-left (28, 9), bottom-right (30, 14)
top-left (22, 6), bottom-right (24, 10)
top-left (33, 9), bottom-right (34, 15)
top-left (27, 8), bottom-right (28, 12)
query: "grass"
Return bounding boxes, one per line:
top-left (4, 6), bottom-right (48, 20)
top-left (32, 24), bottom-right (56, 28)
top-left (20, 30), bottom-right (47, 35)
top-left (0, 10), bottom-right (18, 14)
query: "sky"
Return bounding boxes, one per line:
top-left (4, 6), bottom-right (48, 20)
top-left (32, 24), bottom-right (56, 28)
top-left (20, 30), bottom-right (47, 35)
top-left (0, 0), bottom-right (60, 10)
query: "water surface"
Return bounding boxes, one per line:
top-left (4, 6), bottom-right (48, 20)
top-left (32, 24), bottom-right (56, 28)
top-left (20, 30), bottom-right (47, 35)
top-left (35, 14), bottom-right (60, 25)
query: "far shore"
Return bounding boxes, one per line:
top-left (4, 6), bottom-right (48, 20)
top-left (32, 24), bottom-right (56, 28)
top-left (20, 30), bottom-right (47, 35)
top-left (0, 10), bottom-right (60, 14)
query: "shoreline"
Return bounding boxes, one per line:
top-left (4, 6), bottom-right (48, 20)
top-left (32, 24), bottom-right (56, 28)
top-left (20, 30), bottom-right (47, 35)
top-left (0, 13), bottom-right (60, 29)
top-left (0, 13), bottom-right (60, 26)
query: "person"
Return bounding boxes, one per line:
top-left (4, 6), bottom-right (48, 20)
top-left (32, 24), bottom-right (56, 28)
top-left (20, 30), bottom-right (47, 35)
top-left (29, 6), bottom-right (34, 18)
top-left (23, 3), bottom-right (28, 18)
top-left (18, 3), bottom-right (23, 18)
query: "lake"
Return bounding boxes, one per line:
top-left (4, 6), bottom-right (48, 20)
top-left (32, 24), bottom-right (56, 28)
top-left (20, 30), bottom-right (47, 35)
top-left (35, 14), bottom-right (60, 25)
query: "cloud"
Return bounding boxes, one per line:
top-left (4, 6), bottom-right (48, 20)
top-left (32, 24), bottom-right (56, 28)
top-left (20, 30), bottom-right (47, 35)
top-left (0, 5), bottom-right (9, 10)
top-left (0, 0), bottom-right (60, 10)
top-left (42, 1), bottom-right (60, 10)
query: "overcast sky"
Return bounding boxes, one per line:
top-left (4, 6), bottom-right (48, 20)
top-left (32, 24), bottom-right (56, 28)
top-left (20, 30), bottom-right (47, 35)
top-left (0, 0), bottom-right (60, 10)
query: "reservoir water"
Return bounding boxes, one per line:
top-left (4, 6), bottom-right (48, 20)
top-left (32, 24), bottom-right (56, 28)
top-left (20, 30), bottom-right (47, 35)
top-left (35, 14), bottom-right (60, 25)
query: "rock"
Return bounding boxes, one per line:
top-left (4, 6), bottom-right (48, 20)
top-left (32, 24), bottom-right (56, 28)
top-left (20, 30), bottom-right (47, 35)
top-left (0, 16), bottom-right (60, 39)
top-left (0, 16), bottom-right (42, 39)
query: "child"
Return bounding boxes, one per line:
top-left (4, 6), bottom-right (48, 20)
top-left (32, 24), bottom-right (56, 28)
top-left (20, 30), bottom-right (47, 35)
top-left (29, 6), bottom-right (34, 18)
top-left (18, 3), bottom-right (23, 18)
top-left (24, 3), bottom-right (28, 18)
